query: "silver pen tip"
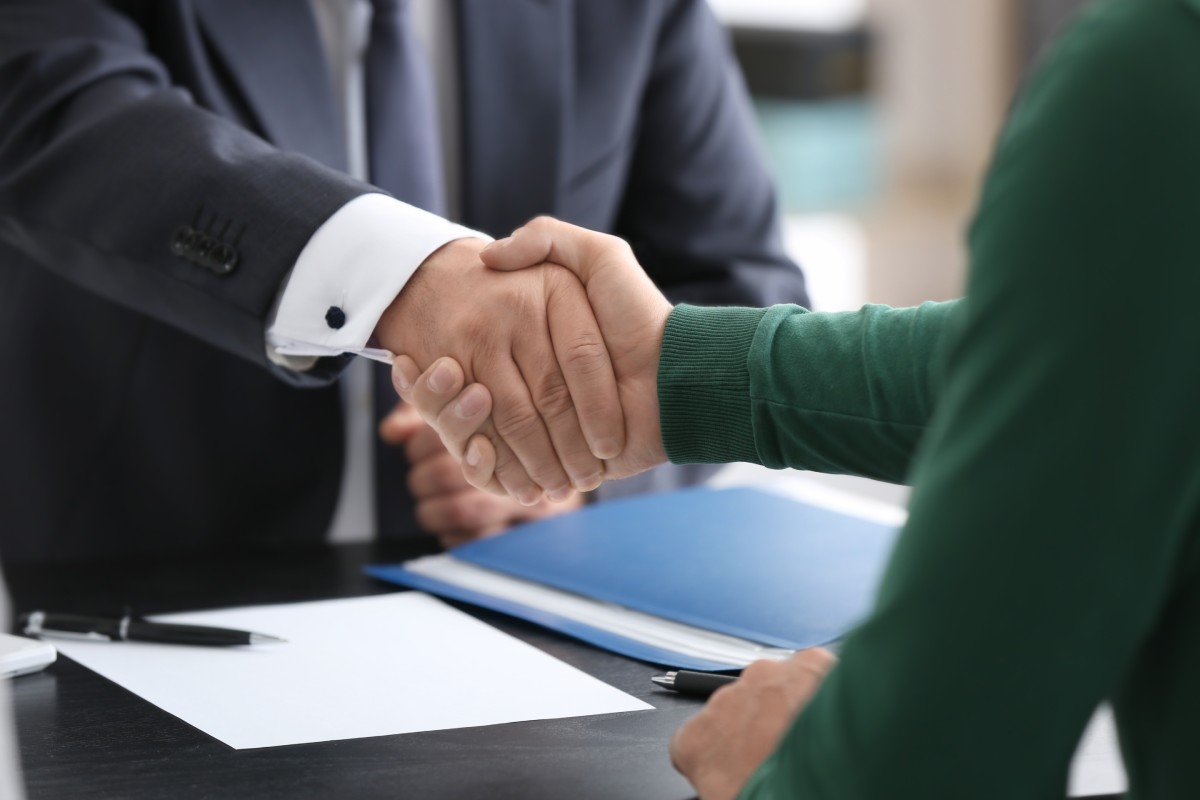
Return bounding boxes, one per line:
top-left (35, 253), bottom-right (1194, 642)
top-left (650, 674), bottom-right (675, 688)
top-left (249, 633), bottom-right (288, 644)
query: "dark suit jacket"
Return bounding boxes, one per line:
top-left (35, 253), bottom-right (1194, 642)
top-left (0, 0), bottom-right (809, 564)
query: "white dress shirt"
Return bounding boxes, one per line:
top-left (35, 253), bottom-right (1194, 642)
top-left (270, 0), bottom-right (479, 369)
top-left (271, 0), bottom-right (481, 541)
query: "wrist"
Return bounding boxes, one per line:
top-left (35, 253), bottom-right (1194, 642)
top-left (374, 237), bottom-right (488, 356)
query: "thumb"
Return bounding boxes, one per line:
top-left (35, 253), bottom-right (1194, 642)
top-left (481, 216), bottom-right (616, 286)
top-left (378, 401), bottom-right (424, 446)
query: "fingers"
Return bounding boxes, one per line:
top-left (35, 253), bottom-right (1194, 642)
top-left (413, 490), bottom-right (502, 539)
top-left (481, 216), bottom-right (621, 285)
top-left (402, 427), bottom-right (540, 543)
top-left (396, 356), bottom-right (511, 497)
top-left (391, 355), bottom-right (422, 403)
top-left (394, 355), bottom-right (516, 498)
top-left (414, 490), bottom-right (532, 548)
top-left (408, 449), bottom-right (584, 550)
top-left (462, 434), bottom-right (498, 492)
top-left (400, 343), bottom-right (583, 502)
top-left (418, 490), bottom-right (576, 550)
top-left (508, 283), bottom-right (612, 492)
top-left (542, 268), bottom-right (623, 468)
top-left (408, 456), bottom-right (513, 549)
top-left (400, 356), bottom-right (485, 460)
top-left (667, 649), bottom-right (837, 800)
top-left (406, 445), bottom-right (472, 498)
top-left (485, 357), bottom-right (575, 504)
top-left (401, 422), bottom-right (453, 467)
top-left (377, 401), bottom-right (424, 446)
top-left (393, 356), bottom-right (465, 429)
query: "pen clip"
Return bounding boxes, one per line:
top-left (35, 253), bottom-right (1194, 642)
top-left (22, 611), bottom-right (113, 643)
top-left (29, 629), bottom-right (114, 643)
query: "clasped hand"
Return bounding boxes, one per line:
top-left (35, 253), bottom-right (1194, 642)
top-left (374, 235), bottom-right (628, 507)
top-left (389, 218), bottom-right (673, 500)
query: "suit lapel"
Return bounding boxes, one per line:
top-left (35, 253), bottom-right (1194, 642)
top-left (458, 0), bottom-right (568, 235)
top-left (195, 0), bottom-right (347, 171)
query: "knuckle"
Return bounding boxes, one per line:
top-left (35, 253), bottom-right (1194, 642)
top-left (740, 659), bottom-right (781, 684)
top-left (530, 376), bottom-right (575, 424)
top-left (559, 336), bottom-right (608, 377)
top-left (492, 401), bottom-right (544, 446)
top-left (610, 235), bottom-right (634, 258)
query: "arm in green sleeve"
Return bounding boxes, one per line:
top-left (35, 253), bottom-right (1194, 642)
top-left (742, 1), bottom-right (1200, 796)
top-left (659, 300), bottom-right (958, 484)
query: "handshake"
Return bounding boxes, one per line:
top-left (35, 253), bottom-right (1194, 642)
top-left (379, 220), bottom-right (838, 800)
top-left (375, 217), bottom-right (673, 518)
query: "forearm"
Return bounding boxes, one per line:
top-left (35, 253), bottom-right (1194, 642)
top-left (658, 301), bottom-right (956, 483)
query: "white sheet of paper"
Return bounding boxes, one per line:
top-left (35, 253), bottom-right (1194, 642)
top-left (51, 593), bottom-right (652, 749)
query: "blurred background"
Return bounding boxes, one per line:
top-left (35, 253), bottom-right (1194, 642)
top-left (706, 0), bottom-right (1089, 507)
top-left (708, 0), bottom-right (1090, 312)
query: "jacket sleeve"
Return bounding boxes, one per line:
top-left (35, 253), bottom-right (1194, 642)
top-left (0, 1), bottom-right (373, 385)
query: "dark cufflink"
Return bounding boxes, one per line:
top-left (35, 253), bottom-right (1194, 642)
top-left (325, 306), bottom-right (346, 329)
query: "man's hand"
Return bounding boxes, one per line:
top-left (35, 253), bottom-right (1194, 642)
top-left (392, 220), bottom-right (673, 498)
top-left (375, 237), bottom-right (621, 505)
top-left (669, 649), bottom-right (836, 800)
top-left (379, 402), bottom-right (583, 549)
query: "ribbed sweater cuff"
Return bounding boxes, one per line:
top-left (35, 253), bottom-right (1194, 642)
top-left (658, 304), bottom-right (768, 465)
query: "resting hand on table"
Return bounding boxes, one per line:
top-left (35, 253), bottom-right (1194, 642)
top-left (379, 402), bottom-right (582, 549)
top-left (670, 649), bottom-right (836, 800)
top-left (391, 218), bottom-right (673, 496)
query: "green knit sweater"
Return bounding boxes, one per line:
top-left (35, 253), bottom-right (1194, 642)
top-left (658, 0), bottom-right (1200, 796)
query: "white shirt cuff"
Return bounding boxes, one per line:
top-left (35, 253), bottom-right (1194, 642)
top-left (266, 193), bottom-right (490, 369)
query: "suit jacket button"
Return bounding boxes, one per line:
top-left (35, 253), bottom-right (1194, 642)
top-left (194, 235), bottom-right (215, 261)
top-left (170, 226), bottom-right (195, 257)
top-left (210, 244), bottom-right (238, 275)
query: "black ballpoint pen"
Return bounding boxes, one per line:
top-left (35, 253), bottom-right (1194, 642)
top-left (651, 670), bottom-right (738, 697)
top-left (19, 610), bottom-right (287, 647)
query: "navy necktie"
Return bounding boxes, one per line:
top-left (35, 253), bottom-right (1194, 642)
top-left (366, 0), bottom-right (445, 213)
top-left (366, 0), bottom-right (445, 537)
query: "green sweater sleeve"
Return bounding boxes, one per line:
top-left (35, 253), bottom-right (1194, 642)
top-left (660, 1), bottom-right (1200, 797)
top-left (660, 301), bottom-right (958, 484)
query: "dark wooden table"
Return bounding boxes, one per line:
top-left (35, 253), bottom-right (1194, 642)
top-left (5, 541), bottom-right (701, 800)
top-left (5, 541), bottom-right (1125, 800)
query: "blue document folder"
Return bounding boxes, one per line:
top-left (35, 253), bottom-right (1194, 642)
top-left (367, 487), bottom-right (900, 670)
